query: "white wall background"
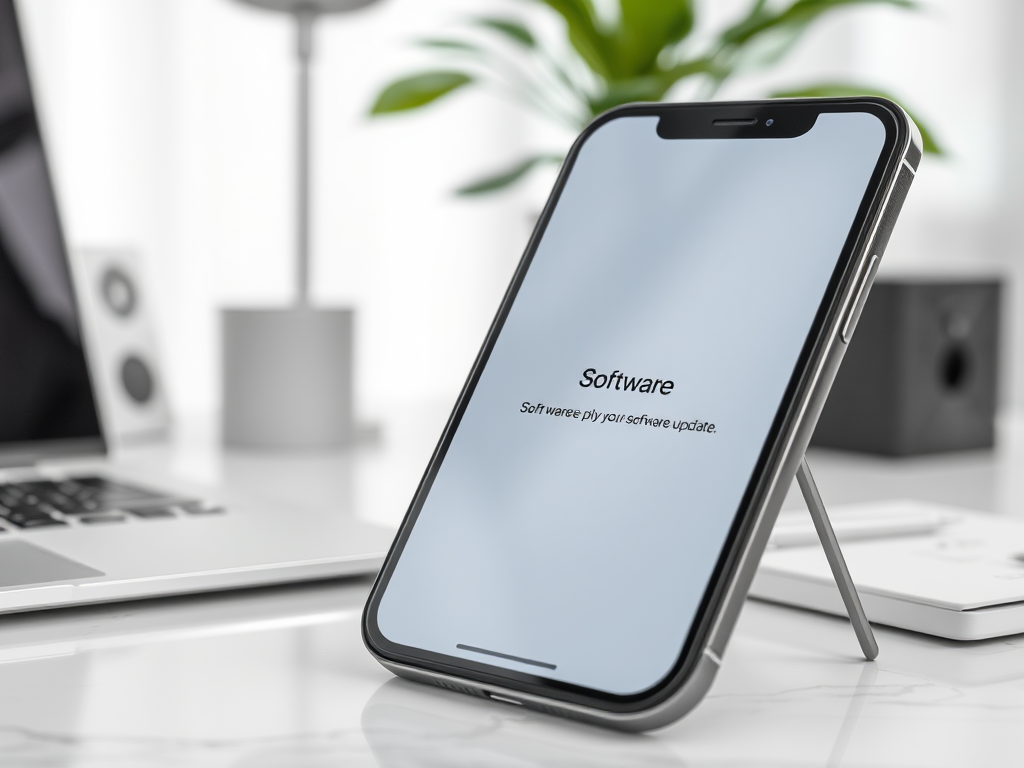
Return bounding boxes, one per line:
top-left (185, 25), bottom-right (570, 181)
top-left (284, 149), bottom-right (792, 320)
top-left (15, 0), bottom-right (1024, 418)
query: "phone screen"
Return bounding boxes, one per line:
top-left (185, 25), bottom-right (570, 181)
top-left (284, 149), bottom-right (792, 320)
top-left (372, 110), bottom-right (889, 698)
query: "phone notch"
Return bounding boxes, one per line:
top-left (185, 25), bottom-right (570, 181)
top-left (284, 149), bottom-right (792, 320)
top-left (657, 103), bottom-right (818, 140)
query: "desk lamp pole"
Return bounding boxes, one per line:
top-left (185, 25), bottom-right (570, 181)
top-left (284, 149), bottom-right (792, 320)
top-left (295, 6), bottom-right (314, 306)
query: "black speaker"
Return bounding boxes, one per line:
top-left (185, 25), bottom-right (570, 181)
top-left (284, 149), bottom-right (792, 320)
top-left (811, 278), bottom-right (1001, 456)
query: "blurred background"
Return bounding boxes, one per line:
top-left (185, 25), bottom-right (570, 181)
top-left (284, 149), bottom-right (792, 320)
top-left (15, 0), bottom-right (1021, 422)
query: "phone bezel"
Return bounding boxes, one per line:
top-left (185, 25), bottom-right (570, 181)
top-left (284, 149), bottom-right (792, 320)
top-left (363, 98), bottom-right (908, 715)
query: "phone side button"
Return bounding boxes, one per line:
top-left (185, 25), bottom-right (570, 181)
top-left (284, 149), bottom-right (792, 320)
top-left (840, 255), bottom-right (880, 344)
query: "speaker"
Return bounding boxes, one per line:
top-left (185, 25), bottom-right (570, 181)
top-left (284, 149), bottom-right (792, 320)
top-left (811, 278), bottom-right (1001, 456)
top-left (78, 249), bottom-right (171, 444)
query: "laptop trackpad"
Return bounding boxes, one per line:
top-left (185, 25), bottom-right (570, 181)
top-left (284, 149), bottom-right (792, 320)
top-left (0, 541), bottom-right (104, 587)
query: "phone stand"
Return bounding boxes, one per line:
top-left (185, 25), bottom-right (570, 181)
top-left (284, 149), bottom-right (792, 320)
top-left (794, 457), bottom-right (878, 660)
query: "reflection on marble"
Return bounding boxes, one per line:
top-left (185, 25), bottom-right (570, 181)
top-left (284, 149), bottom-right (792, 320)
top-left (363, 679), bottom-right (684, 767)
top-left (115, 401), bottom-right (452, 531)
top-left (1, 577), bottom-right (1024, 767)
top-left (0, 580), bottom-right (382, 767)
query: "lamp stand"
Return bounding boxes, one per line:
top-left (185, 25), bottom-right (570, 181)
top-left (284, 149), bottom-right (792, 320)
top-left (223, 0), bottom-right (379, 449)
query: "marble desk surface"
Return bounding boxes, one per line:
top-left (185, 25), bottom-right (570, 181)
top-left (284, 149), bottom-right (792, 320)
top-left (4, 403), bottom-right (1024, 767)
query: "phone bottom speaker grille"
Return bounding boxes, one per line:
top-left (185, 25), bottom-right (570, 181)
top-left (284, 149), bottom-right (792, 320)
top-left (430, 679), bottom-right (485, 698)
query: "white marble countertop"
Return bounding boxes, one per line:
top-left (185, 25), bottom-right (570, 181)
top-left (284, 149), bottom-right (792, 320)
top-left (3, 577), bottom-right (1023, 767)
top-left (3, 403), bottom-right (1024, 767)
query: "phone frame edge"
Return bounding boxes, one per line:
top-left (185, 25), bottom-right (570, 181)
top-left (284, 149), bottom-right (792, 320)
top-left (703, 100), bottom-right (921, 668)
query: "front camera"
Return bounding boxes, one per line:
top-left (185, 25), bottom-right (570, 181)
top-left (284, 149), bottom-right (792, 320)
top-left (765, 118), bottom-right (774, 127)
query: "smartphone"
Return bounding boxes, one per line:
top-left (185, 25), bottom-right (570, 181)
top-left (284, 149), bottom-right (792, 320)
top-left (363, 98), bottom-right (919, 731)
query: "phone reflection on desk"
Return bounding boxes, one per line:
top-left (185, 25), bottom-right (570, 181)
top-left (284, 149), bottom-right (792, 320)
top-left (361, 678), bottom-right (685, 767)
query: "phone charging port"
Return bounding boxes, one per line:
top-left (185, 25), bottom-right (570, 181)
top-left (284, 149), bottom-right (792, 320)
top-left (486, 692), bottom-right (524, 707)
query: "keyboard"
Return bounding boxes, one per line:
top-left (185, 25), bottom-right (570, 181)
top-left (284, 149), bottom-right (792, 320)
top-left (0, 476), bottom-right (224, 531)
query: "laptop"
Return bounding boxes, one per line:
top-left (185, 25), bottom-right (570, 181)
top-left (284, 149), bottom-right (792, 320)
top-left (0, 0), bottom-right (394, 613)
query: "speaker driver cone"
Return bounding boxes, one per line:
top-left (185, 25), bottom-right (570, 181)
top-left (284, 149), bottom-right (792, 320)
top-left (120, 354), bottom-right (154, 404)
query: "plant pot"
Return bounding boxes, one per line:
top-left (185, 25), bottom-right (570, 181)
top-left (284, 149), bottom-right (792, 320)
top-left (222, 307), bottom-right (354, 449)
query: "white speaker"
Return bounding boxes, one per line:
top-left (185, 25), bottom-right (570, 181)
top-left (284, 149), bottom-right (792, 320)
top-left (77, 248), bottom-right (171, 444)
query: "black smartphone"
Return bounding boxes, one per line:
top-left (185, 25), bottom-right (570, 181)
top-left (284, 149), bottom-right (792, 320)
top-left (363, 98), bottom-right (919, 731)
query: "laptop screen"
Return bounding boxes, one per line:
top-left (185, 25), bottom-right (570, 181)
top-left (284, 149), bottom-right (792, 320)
top-left (0, 0), bottom-right (104, 463)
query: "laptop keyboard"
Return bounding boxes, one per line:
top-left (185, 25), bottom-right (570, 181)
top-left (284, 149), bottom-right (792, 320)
top-left (0, 476), bottom-right (225, 531)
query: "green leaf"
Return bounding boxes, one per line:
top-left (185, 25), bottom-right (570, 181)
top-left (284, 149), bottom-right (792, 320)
top-left (708, 0), bottom-right (921, 96)
top-left (727, 24), bottom-right (805, 72)
top-left (587, 76), bottom-right (672, 116)
top-left (456, 154), bottom-right (563, 196)
top-left (720, 0), bottom-right (918, 48)
top-left (370, 72), bottom-right (474, 115)
top-left (615, 0), bottom-right (694, 77)
top-left (655, 57), bottom-right (717, 93)
top-left (417, 39), bottom-right (482, 53)
top-left (536, 0), bottom-right (695, 81)
top-left (770, 83), bottom-right (944, 154)
top-left (585, 58), bottom-right (713, 116)
top-left (474, 17), bottom-right (536, 47)
top-left (534, 0), bottom-right (616, 79)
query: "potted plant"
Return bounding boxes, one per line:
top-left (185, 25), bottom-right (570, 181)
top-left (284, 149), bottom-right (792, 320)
top-left (369, 0), bottom-right (941, 195)
top-left (370, 1), bottom-right (1004, 459)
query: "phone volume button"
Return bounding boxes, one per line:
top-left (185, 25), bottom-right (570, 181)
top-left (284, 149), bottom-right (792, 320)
top-left (841, 255), bottom-right (880, 344)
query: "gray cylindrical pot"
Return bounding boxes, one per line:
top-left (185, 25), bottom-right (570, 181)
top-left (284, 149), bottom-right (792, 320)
top-left (222, 307), bottom-right (354, 449)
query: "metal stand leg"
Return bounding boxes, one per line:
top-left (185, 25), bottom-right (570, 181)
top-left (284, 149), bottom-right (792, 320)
top-left (795, 457), bottom-right (878, 661)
